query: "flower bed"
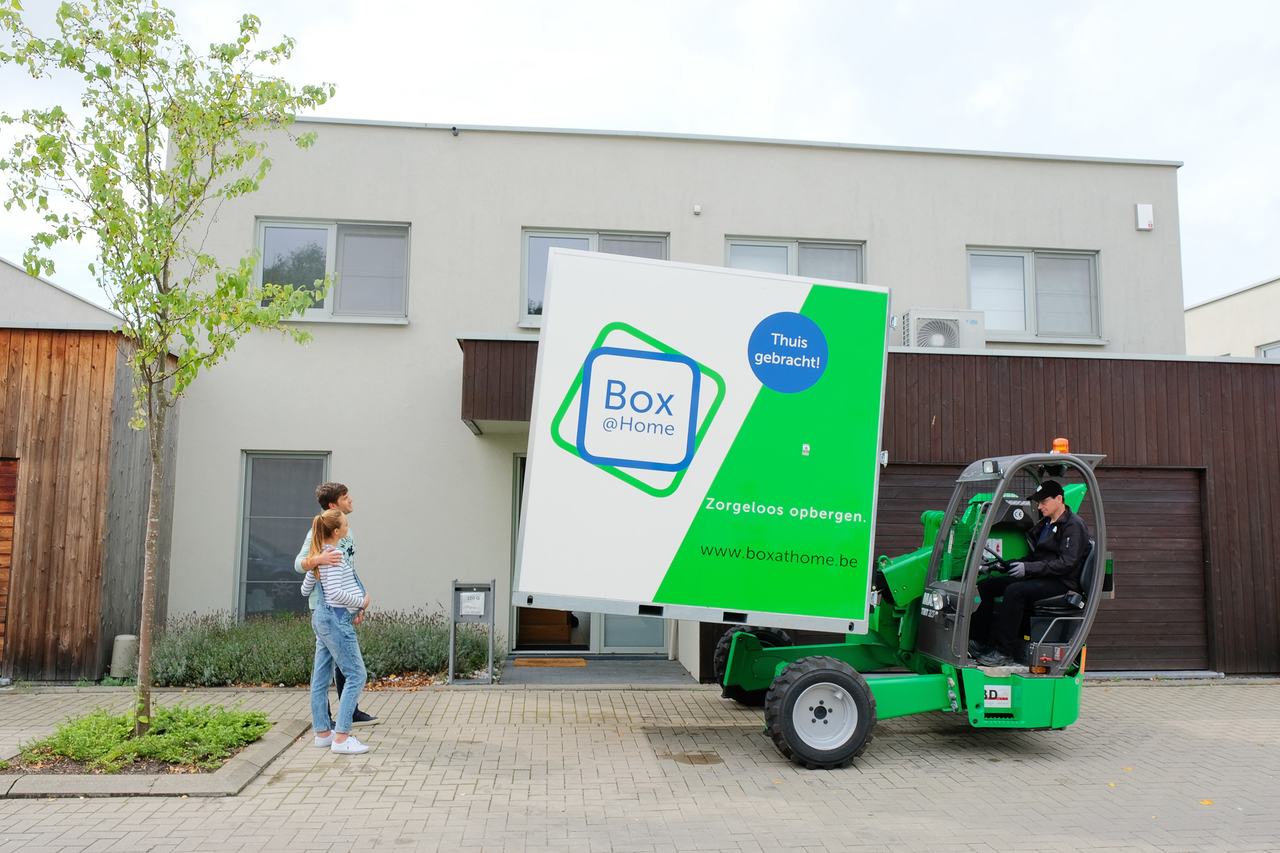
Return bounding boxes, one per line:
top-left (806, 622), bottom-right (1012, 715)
top-left (151, 609), bottom-right (500, 688)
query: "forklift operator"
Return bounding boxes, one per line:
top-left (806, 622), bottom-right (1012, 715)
top-left (970, 480), bottom-right (1090, 667)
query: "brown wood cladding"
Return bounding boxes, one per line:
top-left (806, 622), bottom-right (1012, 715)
top-left (463, 340), bottom-right (1280, 673)
top-left (0, 329), bottom-right (117, 680)
top-left (459, 339), bottom-right (539, 423)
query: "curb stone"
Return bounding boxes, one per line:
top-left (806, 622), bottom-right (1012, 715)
top-left (0, 719), bottom-right (309, 799)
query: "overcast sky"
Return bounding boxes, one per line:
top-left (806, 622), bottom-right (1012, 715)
top-left (2, 0), bottom-right (1277, 309)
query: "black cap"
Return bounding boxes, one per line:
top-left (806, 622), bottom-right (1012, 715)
top-left (1029, 480), bottom-right (1064, 502)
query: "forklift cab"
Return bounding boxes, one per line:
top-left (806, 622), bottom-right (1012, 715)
top-left (915, 452), bottom-right (1108, 676)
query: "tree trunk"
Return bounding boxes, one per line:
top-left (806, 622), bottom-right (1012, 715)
top-left (133, 398), bottom-right (167, 737)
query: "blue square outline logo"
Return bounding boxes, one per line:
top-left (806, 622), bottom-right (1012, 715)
top-left (574, 346), bottom-right (701, 472)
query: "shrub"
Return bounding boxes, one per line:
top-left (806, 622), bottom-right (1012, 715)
top-left (151, 609), bottom-right (499, 687)
top-left (17, 705), bottom-right (270, 772)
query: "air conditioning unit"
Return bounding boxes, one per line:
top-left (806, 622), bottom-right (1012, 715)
top-left (902, 309), bottom-right (986, 350)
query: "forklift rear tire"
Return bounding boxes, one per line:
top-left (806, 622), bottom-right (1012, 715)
top-left (765, 656), bottom-right (876, 769)
top-left (713, 626), bottom-right (794, 707)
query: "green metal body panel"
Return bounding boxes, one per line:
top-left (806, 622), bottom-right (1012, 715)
top-left (863, 673), bottom-right (955, 719)
top-left (877, 510), bottom-right (942, 605)
top-left (956, 666), bottom-right (1082, 729)
top-left (723, 634), bottom-right (902, 694)
top-left (722, 473), bottom-right (1092, 732)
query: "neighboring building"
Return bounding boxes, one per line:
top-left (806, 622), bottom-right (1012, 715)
top-left (0, 258), bottom-right (176, 680)
top-left (1185, 275), bottom-right (1280, 358)
top-left (168, 120), bottom-right (1217, 674)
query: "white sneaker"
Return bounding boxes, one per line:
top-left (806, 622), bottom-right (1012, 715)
top-left (330, 735), bottom-right (370, 755)
top-left (313, 733), bottom-right (335, 748)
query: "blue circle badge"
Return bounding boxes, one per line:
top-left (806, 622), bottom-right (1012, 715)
top-left (747, 312), bottom-right (829, 393)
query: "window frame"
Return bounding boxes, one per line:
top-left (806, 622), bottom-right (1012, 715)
top-left (256, 218), bottom-right (411, 324)
top-left (725, 237), bottom-right (866, 282)
top-left (520, 229), bottom-right (668, 327)
top-left (1258, 340), bottom-right (1280, 359)
top-left (967, 246), bottom-right (1102, 342)
top-left (236, 450), bottom-right (330, 619)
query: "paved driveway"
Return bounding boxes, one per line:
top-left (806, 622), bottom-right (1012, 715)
top-left (1, 679), bottom-right (1277, 851)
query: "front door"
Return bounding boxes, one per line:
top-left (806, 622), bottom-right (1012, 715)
top-left (512, 456), bottom-right (666, 654)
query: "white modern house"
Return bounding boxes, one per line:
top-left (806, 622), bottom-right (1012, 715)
top-left (1184, 275), bottom-right (1280, 359)
top-left (163, 119), bottom-right (1186, 674)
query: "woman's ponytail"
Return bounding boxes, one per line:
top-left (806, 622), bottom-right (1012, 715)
top-left (307, 509), bottom-right (345, 577)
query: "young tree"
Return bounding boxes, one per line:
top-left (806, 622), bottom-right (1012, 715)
top-left (0, 0), bottom-right (334, 734)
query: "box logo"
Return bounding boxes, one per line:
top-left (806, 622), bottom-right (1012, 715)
top-left (577, 348), bottom-right (701, 471)
top-left (551, 322), bottom-right (724, 497)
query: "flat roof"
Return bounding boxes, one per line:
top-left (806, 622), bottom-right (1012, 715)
top-left (295, 116), bottom-right (1183, 169)
top-left (1184, 274), bottom-right (1280, 311)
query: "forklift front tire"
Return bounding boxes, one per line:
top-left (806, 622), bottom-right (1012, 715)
top-left (765, 656), bottom-right (876, 769)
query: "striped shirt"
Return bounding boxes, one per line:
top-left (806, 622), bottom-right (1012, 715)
top-left (295, 530), bottom-right (358, 610)
top-left (300, 544), bottom-right (365, 611)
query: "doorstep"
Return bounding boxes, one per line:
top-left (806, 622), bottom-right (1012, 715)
top-left (499, 655), bottom-right (696, 687)
top-left (1083, 670), bottom-right (1225, 680)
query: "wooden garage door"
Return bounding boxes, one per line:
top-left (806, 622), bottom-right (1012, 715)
top-left (1086, 468), bottom-right (1208, 670)
top-left (0, 459), bottom-right (14, 662)
top-left (874, 465), bottom-right (1209, 671)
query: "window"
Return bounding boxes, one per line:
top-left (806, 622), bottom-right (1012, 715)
top-left (1260, 341), bottom-right (1280, 359)
top-left (240, 452), bottom-right (328, 617)
top-left (968, 248), bottom-right (1099, 339)
top-left (521, 230), bottom-right (666, 325)
top-left (259, 220), bottom-right (409, 320)
top-left (726, 238), bottom-right (864, 282)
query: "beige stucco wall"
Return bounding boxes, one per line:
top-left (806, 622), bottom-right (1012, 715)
top-left (165, 122), bottom-right (1187, 670)
top-left (1184, 277), bottom-right (1280, 357)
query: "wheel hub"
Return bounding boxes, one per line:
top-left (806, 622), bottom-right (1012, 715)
top-left (792, 682), bottom-right (858, 750)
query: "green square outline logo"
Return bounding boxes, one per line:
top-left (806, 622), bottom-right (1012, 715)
top-left (550, 321), bottom-right (726, 498)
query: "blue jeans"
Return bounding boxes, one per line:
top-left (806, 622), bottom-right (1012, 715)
top-left (310, 605), bottom-right (367, 734)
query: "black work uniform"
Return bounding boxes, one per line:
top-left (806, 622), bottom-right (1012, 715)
top-left (972, 507), bottom-right (1090, 657)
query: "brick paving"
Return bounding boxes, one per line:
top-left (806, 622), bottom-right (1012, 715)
top-left (0, 679), bottom-right (1277, 851)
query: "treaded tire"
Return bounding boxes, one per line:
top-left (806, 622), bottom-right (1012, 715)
top-left (713, 626), bottom-right (794, 707)
top-left (764, 656), bottom-right (876, 769)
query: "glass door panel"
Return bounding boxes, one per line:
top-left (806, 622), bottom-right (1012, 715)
top-left (601, 614), bottom-right (666, 652)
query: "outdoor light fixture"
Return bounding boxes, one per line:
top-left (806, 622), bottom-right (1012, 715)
top-left (982, 459), bottom-right (999, 475)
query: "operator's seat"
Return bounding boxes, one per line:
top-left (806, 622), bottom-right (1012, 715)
top-left (1031, 540), bottom-right (1096, 615)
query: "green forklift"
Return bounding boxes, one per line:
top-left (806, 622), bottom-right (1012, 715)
top-left (717, 448), bottom-right (1112, 768)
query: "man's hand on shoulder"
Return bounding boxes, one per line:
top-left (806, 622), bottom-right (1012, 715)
top-left (302, 549), bottom-right (343, 570)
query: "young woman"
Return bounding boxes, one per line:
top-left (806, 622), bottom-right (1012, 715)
top-left (301, 508), bottom-right (372, 754)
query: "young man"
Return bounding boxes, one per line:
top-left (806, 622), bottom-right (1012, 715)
top-left (295, 482), bottom-right (377, 725)
top-left (970, 480), bottom-right (1090, 668)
